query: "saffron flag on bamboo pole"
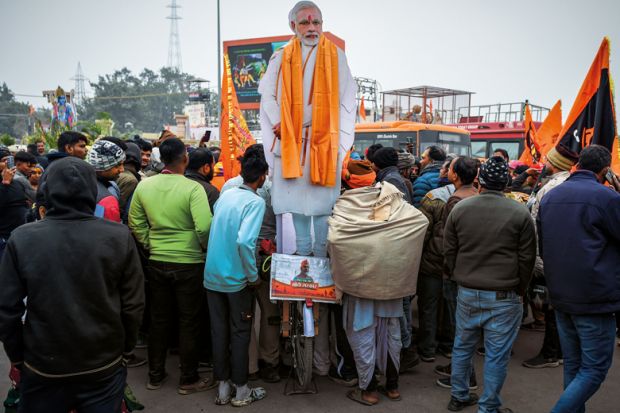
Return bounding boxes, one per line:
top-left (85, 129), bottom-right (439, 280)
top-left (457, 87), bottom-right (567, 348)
top-left (537, 100), bottom-right (563, 158)
top-left (519, 104), bottom-right (542, 165)
top-left (220, 53), bottom-right (256, 181)
top-left (359, 96), bottom-right (366, 121)
top-left (556, 37), bottom-right (619, 172)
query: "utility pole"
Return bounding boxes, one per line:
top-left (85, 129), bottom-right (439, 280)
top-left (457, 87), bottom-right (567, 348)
top-left (166, 0), bottom-right (183, 72)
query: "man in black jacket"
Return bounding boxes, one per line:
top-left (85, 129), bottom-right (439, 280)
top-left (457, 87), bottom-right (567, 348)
top-left (0, 146), bottom-right (29, 261)
top-left (443, 156), bottom-right (536, 413)
top-left (46, 131), bottom-right (88, 164)
top-left (371, 147), bottom-right (413, 204)
top-left (185, 147), bottom-right (220, 213)
top-left (0, 157), bottom-right (145, 413)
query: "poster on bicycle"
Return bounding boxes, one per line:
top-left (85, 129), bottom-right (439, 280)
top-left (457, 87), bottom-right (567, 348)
top-left (269, 253), bottom-right (338, 303)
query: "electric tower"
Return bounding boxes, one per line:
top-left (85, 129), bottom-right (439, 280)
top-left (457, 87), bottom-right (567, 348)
top-left (71, 62), bottom-right (88, 106)
top-left (166, 0), bottom-right (183, 72)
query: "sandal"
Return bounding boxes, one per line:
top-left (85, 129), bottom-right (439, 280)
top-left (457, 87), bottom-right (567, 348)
top-left (378, 385), bottom-right (401, 401)
top-left (347, 388), bottom-right (379, 406)
top-left (230, 387), bottom-right (266, 407)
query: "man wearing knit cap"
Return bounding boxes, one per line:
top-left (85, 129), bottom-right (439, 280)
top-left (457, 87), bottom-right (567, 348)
top-left (537, 145), bottom-right (620, 412)
top-left (530, 145), bottom-right (578, 219)
top-left (87, 139), bottom-right (126, 223)
top-left (521, 144), bottom-right (578, 370)
top-left (444, 156), bottom-right (536, 413)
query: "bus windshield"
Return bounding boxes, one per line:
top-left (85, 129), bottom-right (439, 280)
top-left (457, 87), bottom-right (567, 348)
top-left (354, 129), bottom-right (471, 158)
top-left (354, 131), bottom-right (418, 157)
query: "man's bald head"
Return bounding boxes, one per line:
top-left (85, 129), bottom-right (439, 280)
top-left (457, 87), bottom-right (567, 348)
top-left (288, 1), bottom-right (323, 46)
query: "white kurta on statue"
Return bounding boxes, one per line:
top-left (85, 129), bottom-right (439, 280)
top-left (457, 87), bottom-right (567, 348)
top-left (259, 42), bottom-right (357, 216)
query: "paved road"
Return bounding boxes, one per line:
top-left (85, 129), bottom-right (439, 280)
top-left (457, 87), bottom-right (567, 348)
top-left (2, 329), bottom-right (619, 412)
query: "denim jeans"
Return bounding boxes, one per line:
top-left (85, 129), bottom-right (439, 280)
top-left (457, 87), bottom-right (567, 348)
top-left (19, 366), bottom-right (126, 413)
top-left (291, 214), bottom-right (329, 257)
top-left (451, 287), bottom-right (522, 413)
top-left (146, 260), bottom-right (204, 385)
top-left (207, 287), bottom-right (254, 386)
top-left (551, 311), bottom-right (616, 413)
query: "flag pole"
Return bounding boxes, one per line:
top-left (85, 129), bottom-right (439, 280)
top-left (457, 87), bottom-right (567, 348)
top-left (216, 0), bottom-right (221, 124)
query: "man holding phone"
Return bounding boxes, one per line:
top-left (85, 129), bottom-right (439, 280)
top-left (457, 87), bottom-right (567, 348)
top-left (0, 147), bottom-right (29, 260)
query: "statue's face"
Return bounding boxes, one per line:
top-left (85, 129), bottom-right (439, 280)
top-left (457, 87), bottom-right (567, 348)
top-left (293, 7), bottom-right (322, 47)
top-left (58, 95), bottom-right (66, 105)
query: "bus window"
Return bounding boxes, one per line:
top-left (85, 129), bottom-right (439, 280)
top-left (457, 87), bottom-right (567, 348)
top-left (490, 141), bottom-right (521, 161)
top-left (420, 130), bottom-right (471, 156)
top-left (471, 141), bottom-right (487, 158)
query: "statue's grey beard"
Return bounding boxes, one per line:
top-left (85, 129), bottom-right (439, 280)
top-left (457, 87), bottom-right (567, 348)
top-left (296, 32), bottom-right (320, 47)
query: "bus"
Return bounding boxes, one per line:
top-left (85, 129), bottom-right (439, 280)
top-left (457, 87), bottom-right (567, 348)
top-left (354, 121), bottom-right (471, 158)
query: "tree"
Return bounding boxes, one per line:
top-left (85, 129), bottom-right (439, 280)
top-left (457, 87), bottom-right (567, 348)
top-left (80, 67), bottom-right (196, 134)
top-left (0, 133), bottom-right (15, 146)
top-left (0, 82), bottom-right (30, 138)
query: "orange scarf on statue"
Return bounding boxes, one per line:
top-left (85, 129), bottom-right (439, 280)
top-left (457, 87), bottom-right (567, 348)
top-left (279, 35), bottom-right (339, 187)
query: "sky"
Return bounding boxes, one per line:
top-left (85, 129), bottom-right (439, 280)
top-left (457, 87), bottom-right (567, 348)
top-left (2, 0), bottom-right (619, 121)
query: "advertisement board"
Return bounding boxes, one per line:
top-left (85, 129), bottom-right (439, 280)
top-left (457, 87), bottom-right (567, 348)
top-left (270, 253), bottom-right (337, 303)
top-left (224, 33), bottom-right (345, 110)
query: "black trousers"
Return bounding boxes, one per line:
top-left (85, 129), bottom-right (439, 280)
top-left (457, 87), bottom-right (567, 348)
top-left (330, 304), bottom-right (358, 379)
top-left (367, 356), bottom-right (398, 391)
top-left (206, 287), bottom-right (254, 386)
top-left (147, 260), bottom-right (204, 385)
top-left (541, 306), bottom-right (562, 359)
top-left (19, 366), bottom-right (126, 413)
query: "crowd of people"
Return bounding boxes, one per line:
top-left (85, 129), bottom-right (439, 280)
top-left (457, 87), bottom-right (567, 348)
top-left (0, 129), bottom-right (619, 412)
top-left (1, 2), bottom-right (620, 413)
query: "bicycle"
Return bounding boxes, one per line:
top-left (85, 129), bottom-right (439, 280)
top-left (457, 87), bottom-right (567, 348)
top-left (262, 255), bottom-right (318, 394)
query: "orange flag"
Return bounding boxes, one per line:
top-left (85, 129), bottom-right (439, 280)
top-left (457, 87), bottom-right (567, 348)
top-left (359, 96), bottom-right (366, 121)
top-left (536, 100), bottom-right (563, 158)
top-left (220, 53), bottom-right (256, 181)
top-left (519, 104), bottom-right (541, 165)
top-left (556, 37), bottom-right (619, 172)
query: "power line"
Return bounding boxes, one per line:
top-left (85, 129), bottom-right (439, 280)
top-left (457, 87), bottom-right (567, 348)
top-left (13, 92), bottom-right (187, 101)
top-left (13, 94), bottom-right (47, 99)
top-left (92, 92), bottom-right (187, 100)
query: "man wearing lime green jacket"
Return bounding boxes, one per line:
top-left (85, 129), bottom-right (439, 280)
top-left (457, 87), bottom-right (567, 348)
top-left (129, 138), bottom-right (214, 395)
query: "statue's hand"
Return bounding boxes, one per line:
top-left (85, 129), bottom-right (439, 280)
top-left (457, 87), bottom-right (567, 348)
top-left (272, 122), bottom-right (281, 139)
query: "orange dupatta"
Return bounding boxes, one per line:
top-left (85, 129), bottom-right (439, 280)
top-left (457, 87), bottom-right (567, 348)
top-left (279, 35), bottom-right (340, 186)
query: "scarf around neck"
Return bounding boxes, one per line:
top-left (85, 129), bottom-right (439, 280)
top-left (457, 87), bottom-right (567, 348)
top-left (279, 35), bottom-right (340, 186)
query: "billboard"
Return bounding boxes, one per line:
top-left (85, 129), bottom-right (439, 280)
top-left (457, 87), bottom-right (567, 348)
top-left (224, 33), bottom-right (345, 110)
top-left (227, 41), bottom-right (288, 105)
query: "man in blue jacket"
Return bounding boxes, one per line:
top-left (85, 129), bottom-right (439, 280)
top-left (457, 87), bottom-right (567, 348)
top-left (412, 145), bottom-right (446, 207)
top-left (538, 145), bottom-right (620, 413)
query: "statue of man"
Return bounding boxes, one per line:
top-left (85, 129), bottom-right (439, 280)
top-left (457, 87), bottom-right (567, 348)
top-left (259, 1), bottom-right (357, 257)
top-left (51, 86), bottom-right (75, 129)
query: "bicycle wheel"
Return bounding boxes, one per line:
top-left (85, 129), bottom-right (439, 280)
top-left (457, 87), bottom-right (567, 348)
top-left (291, 301), bottom-right (313, 389)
